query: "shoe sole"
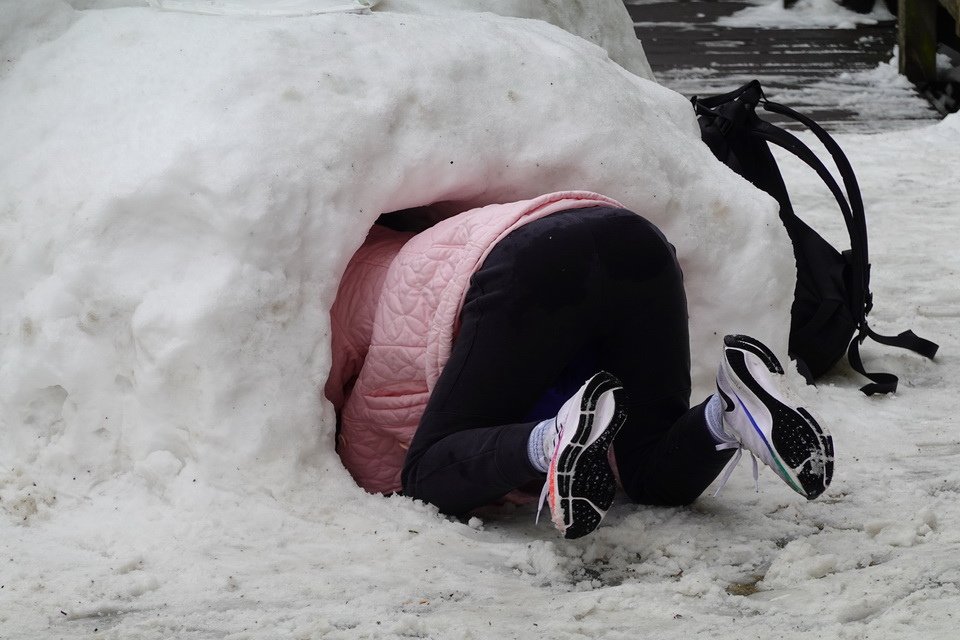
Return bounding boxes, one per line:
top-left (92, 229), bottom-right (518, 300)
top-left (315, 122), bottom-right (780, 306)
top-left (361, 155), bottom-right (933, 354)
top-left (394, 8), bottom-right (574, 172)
top-left (548, 372), bottom-right (627, 539)
top-left (724, 335), bottom-right (834, 500)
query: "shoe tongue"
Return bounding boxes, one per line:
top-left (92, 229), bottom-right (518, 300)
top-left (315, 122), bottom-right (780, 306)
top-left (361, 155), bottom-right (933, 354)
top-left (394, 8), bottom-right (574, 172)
top-left (542, 418), bottom-right (558, 461)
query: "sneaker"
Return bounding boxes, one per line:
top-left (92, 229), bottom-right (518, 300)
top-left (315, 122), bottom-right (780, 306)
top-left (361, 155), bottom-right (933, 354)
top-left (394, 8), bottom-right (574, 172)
top-left (537, 371), bottom-right (627, 539)
top-left (715, 334), bottom-right (834, 500)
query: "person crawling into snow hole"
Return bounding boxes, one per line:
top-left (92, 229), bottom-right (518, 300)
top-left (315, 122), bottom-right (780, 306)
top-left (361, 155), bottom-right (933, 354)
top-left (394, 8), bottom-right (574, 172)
top-left (324, 191), bottom-right (834, 539)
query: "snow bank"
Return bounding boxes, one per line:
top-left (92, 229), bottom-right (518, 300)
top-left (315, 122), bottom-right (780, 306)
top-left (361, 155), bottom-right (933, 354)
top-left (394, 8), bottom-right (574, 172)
top-left (0, 0), bottom-right (791, 501)
top-left (718, 0), bottom-right (895, 29)
top-left (1, 4), bottom-right (955, 640)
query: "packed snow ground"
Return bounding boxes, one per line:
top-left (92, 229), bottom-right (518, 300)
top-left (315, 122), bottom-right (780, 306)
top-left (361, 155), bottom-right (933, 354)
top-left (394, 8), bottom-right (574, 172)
top-left (1, 1), bottom-right (958, 639)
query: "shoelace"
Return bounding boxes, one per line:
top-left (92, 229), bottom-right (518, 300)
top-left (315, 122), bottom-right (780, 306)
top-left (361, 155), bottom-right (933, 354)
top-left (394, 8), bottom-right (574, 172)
top-left (712, 440), bottom-right (760, 497)
top-left (535, 479), bottom-right (550, 525)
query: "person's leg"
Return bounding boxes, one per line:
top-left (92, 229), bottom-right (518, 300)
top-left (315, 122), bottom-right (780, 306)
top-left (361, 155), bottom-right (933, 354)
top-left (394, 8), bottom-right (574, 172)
top-left (402, 206), bottom-right (738, 516)
top-left (581, 210), bottom-right (832, 505)
top-left (401, 209), bottom-right (608, 515)
top-left (582, 209), bottom-right (734, 506)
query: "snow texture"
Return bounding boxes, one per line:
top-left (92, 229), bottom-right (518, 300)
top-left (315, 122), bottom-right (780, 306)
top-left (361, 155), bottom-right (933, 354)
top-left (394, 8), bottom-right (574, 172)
top-left (1, 1), bottom-right (956, 639)
top-left (154, 0), bottom-right (382, 17)
top-left (375, 0), bottom-right (655, 80)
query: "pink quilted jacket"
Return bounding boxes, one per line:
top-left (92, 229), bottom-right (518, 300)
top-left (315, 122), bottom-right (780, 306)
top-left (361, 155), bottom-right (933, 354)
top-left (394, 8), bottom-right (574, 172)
top-left (325, 191), bottom-right (624, 494)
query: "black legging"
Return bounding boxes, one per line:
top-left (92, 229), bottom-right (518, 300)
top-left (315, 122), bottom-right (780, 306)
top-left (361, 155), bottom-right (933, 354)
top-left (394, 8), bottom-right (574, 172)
top-left (401, 207), bottom-right (733, 515)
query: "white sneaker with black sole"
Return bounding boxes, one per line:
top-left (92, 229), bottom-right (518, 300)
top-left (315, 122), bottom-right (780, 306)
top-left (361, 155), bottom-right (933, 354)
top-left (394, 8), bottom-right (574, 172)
top-left (714, 334), bottom-right (834, 500)
top-left (537, 371), bottom-right (627, 539)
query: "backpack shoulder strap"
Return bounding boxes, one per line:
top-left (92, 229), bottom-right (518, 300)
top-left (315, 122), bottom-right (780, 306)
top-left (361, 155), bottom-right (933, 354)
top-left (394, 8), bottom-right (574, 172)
top-left (750, 120), bottom-right (859, 243)
top-left (761, 100), bottom-right (869, 267)
top-left (748, 120), bottom-right (869, 330)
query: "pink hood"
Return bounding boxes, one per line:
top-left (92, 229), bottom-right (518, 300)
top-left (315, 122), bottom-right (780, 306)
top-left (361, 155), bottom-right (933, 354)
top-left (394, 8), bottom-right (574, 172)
top-left (326, 191), bottom-right (623, 494)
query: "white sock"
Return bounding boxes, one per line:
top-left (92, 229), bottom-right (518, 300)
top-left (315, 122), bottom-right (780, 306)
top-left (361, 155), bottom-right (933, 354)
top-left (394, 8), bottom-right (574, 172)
top-left (527, 418), bottom-right (556, 473)
top-left (704, 394), bottom-right (733, 444)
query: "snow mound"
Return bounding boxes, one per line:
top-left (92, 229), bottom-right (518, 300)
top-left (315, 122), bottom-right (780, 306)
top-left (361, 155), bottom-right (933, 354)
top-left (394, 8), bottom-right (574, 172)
top-left (374, 0), bottom-right (655, 80)
top-left (0, 1), bottom-right (791, 504)
top-left (718, 0), bottom-right (895, 30)
top-left (155, 0), bottom-right (381, 17)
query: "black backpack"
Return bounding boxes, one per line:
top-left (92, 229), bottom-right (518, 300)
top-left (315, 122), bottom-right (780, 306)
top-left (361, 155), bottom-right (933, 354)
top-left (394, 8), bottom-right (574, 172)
top-left (692, 80), bottom-right (938, 395)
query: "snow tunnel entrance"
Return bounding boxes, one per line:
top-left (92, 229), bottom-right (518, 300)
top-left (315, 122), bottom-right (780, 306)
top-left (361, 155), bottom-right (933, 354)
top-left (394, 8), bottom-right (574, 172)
top-left (372, 201), bottom-right (464, 233)
top-left (326, 197), bottom-right (484, 494)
